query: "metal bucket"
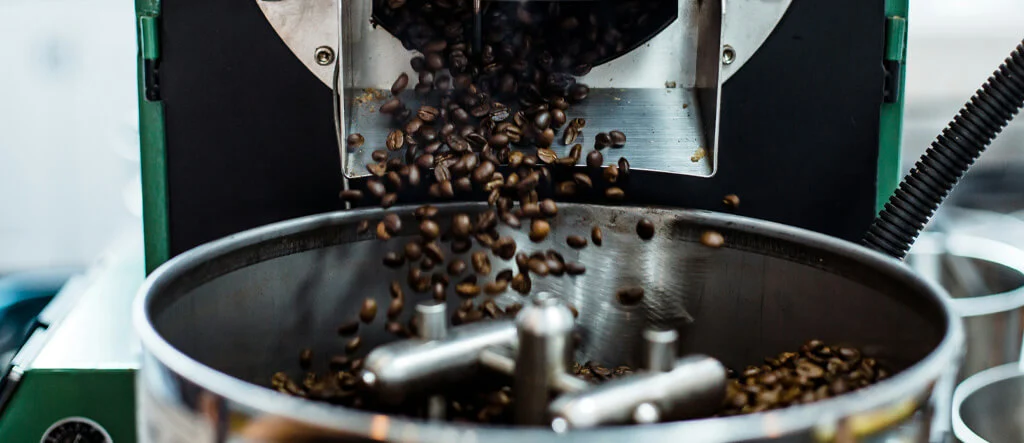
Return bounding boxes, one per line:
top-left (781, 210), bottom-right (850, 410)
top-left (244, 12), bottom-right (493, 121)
top-left (134, 203), bottom-right (962, 442)
top-left (952, 363), bottom-right (1024, 443)
top-left (907, 233), bottom-right (1024, 380)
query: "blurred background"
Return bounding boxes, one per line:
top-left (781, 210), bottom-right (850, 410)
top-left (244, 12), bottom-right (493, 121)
top-left (0, 0), bottom-right (1022, 273)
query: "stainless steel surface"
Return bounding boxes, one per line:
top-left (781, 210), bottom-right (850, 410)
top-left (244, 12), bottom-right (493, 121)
top-left (415, 302), bottom-right (448, 341)
top-left (334, 0), bottom-right (725, 179)
top-left (952, 363), bottom-right (1024, 443)
top-left (514, 293), bottom-right (576, 425)
top-left (361, 320), bottom-right (516, 401)
top-left (643, 328), bottom-right (678, 372)
top-left (548, 355), bottom-right (726, 430)
top-left (907, 233), bottom-right (1024, 381)
top-left (135, 203), bottom-right (962, 442)
top-left (255, 0), bottom-right (792, 86)
top-left (479, 348), bottom-right (590, 394)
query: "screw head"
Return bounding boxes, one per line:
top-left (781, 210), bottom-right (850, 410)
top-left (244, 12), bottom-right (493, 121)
top-left (722, 45), bottom-right (736, 65)
top-left (315, 46), bottom-right (336, 66)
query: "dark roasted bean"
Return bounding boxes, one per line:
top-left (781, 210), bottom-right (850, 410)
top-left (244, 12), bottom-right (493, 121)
top-left (376, 222), bottom-right (391, 240)
top-left (594, 132), bottom-right (612, 149)
top-left (448, 259), bottom-right (467, 276)
top-left (563, 126), bottom-right (579, 145)
top-left (456, 283), bottom-right (481, 298)
top-left (391, 73), bottom-right (409, 95)
top-left (540, 199), bottom-right (558, 217)
top-left (605, 187), bottom-right (625, 200)
top-left (586, 150), bottom-right (603, 169)
top-left (591, 226), bottom-right (603, 246)
top-left (356, 220), bottom-right (370, 235)
top-left (529, 219), bottom-right (550, 242)
top-left (381, 193), bottom-right (398, 208)
top-left (566, 235), bottom-right (588, 249)
top-left (492, 236), bottom-right (517, 260)
top-left (386, 129), bottom-right (405, 151)
top-left (472, 251), bottom-right (492, 275)
top-left (424, 242), bottom-right (445, 263)
top-left (484, 280), bottom-right (508, 295)
top-left (636, 219), bottom-right (655, 240)
top-left (451, 238), bottom-right (471, 253)
top-left (537, 148), bottom-right (557, 164)
top-left (383, 251), bottom-right (405, 268)
top-left (337, 321), bottom-right (359, 336)
top-left (723, 194), bottom-right (741, 209)
top-left (420, 220), bottom-right (440, 240)
top-left (573, 172), bottom-right (593, 191)
top-left (387, 297), bottom-right (404, 319)
top-left (511, 273), bottom-right (532, 294)
top-left (527, 258), bottom-right (549, 276)
top-left (339, 189), bottom-right (363, 203)
top-left (432, 282), bottom-right (446, 301)
top-left (609, 130), bottom-right (627, 147)
top-left (616, 287), bottom-right (644, 306)
top-left (346, 133), bottom-right (365, 148)
top-left (379, 98), bottom-right (402, 114)
top-left (360, 298), bottom-right (378, 323)
top-left (701, 230), bottom-right (725, 248)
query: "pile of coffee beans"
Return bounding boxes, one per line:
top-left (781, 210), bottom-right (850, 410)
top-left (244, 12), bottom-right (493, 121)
top-left (719, 340), bottom-right (890, 416)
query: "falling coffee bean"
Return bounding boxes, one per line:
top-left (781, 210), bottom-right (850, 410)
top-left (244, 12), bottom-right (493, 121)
top-left (484, 280), bottom-right (508, 295)
top-left (618, 158), bottom-right (630, 178)
top-left (404, 242), bottom-right (423, 261)
top-left (701, 230), bottom-right (725, 248)
top-left (345, 336), bottom-right (362, 354)
top-left (386, 129), bottom-right (405, 151)
top-left (432, 282), bottom-right (447, 301)
top-left (424, 242), bottom-right (445, 263)
top-left (530, 219), bottom-right (551, 242)
top-left (391, 73), bottom-right (409, 95)
top-left (448, 259), bottom-right (467, 276)
top-left (594, 132), bottom-right (612, 149)
top-left (387, 298), bottom-right (404, 319)
top-left (636, 219), bottom-right (655, 240)
top-left (616, 287), bottom-right (644, 306)
top-left (376, 222), bottom-right (391, 240)
top-left (537, 148), bottom-right (558, 164)
top-left (472, 251), bottom-right (492, 275)
top-left (527, 258), bottom-right (549, 276)
top-left (299, 348), bottom-right (313, 370)
top-left (723, 194), bottom-right (741, 209)
top-left (381, 193), bottom-right (398, 208)
top-left (492, 237), bottom-right (517, 260)
top-left (563, 126), bottom-right (579, 145)
top-left (359, 298), bottom-right (378, 323)
top-left (511, 273), bottom-right (532, 295)
top-left (337, 321), bottom-right (359, 336)
top-left (383, 214), bottom-right (402, 235)
top-left (540, 199), bottom-right (558, 217)
top-left (420, 220), bottom-right (441, 240)
top-left (586, 150), bottom-right (603, 169)
top-left (604, 164), bottom-right (619, 183)
top-left (591, 226), bottom-right (603, 246)
top-left (356, 220), bottom-right (370, 235)
top-left (565, 262), bottom-right (586, 275)
top-left (605, 187), bottom-right (625, 200)
top-left (389, 280), bottom-right (404, 300)
top-left (609, 130), bottom-right (627, 147)
top-left (414, 205), bottom-right (438, 220)
top-left (456, 283), bottom-right (481, 298)
top-left (346, 133), bottom-right (365, 148)
top-left (383, 251), bottom-right (405, 268)
top-left (566, 235), bottom-right (588, 249)
top-left (339, 190), bottom-right (363, 203)
top-left (366, 180), bottom-right (387, 198)
top-left (379, 98), bottom-right (402, 114)
top-left (573, 172), bottom-right (593, 191)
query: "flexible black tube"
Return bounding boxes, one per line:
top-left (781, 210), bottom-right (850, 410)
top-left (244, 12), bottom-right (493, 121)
top-left (863, 39), bottom-right (1024, 260)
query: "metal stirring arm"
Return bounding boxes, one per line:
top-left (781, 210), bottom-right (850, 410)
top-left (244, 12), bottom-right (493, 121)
top-left (359, 295), bottom-right (726, 428)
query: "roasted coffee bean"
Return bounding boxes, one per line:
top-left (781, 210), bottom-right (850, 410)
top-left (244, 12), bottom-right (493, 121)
top-left (415, 154), bottom-right (434, 170)
top-left (414, 205), bottom-right (438, 220)
top-left (492, 236), bottom-right (517, 260)
top-left (472, 251), bottom-right (492, 275)
top-left (386, 129), bottom-right (405, 151)
top-left (379, 98), bottom-right (402, 115)
top-left (417, 106), bottom-right (440, 122)
top-left (563, 126), bottom-right (579, 145)
top-left (609, 130), bottom-right (627, 147)
top-left (603, 164), bottom-right (619, 183)
top-left (299, 349), bottom-right (313, 370)
top-left (360, 298), bottom-right (378, 323)
top-left (555, 181), bottom-right (577, 197)
top-left (346, 133), bottom-right (365, 148)
top-left (527, 258), bottom-right (549, 276)
top-left (569, 83), bottom-right (590, 102)
top-left (447, 259), bottom-right (467, 276)
top-left (534, 111), bottom-right (551, 130)
top-left (605, 187), bottom-right (625, 200)
top-left (365, 180), bottom-right (385, 199)
top-left (387, 297), bottom-right (405, 319)
top-left (539, 199), bottom-right (558, 217)
top-left (425, 52), bottom-right (444, 71)
top-left (616, 287), bottom-right (644, 306)
top-left (403, 242), bottom-right (422, 262)
top-left (376, 222), bottom-right (391, 240)
top-left (586, 150), bottom-right (604, 169)
top-left (385, 281), bottom-right (403, 302)
top-left (456, 283), bottom-right (481, 298)
top-left (382, 213), bottom-right (402, 235)
top-left (424, 242), bottom-right (445, 263)
top-left (328, 355), bottom-right (350, 372)
top-left (567, 143), bottom-right (583, 161)
top-left (511, 273), bottom-right (532, 295)
top-left (529, 219), bottom-right (551, 242)
top-left (451, 213), bottom-right (472, 238)
top-left (367, 162), bottom-right (388, 177)
top-left (569, 118), bottom-right (587, 130)
top-left (701, 230), bottom-right (725, 248)
top-left (495, 269), bottom-right (514, 283)
top-left (345, 336), bottom-right (362, 354)
top-left (618, 157), bottom-right (631, 177)
top-left (573, 172), bottom-right (593, 191)
top-left (484, 280), bottom-right (508, 295)
top-left (595, 132), bottom-right (612, 149)
top-left (723, 194), bottom-right (741, 209)
top-left (551, 109), bottom-right (567, 128)
top-left (563, 262), bottom-right (586, 276)
top-left (408, 268), bottom-right (430, 293)
top-left (451, 238), bottom-right (472, 254)
top-left (337, 320), bottom-right (359, 336)
top-left (546, 257), bottom-right (564, 276)
top-left (501, 211), bottom-right (521, 228)
top-left (431, 282), bottom-right (447, 301)
top-left (472, 161), bottom-right (496, 184)
top-left (453, 176), bottom-right (472, 193)
top-left (420, 220), bottom-right (441, 240)
top-left (591, 226), bottom-right (603, 246)
top-left (521, 202), bottom-right (540, 218)
top-left (339, 189), bottom-right (363, 203)
top-left (475, 210), bottom-right (498, 232)
top-left (381, 193), bottom-right (398, 208)
top-left (538, 128), bottom-right (556, 147)
top-left (420, 257), bottom-right (436, 271)
top-left (566, 235), bottom-right (588, 249)
top-left (636, 219), bottom-right (655, 240)
top-left (369, 149), bottom-right (389, 163)
top-left (386, 321), bottom-right (407, 337)
top-left (391, 73), bottom-right (409, 95)
top-left (434, 163), bottom-right (452, 183)
top-left (383, 251), bottom-right (405, 268)
top-left (537, 148), bottom-right (558, 164)
top-left (356, 220), bottom-right (370, 235)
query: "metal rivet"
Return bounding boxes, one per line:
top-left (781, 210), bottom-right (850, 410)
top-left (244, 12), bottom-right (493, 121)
top-left (315, 46), bottom-right (335, 66)
top-left (722, 45), bottom-right (736, 65)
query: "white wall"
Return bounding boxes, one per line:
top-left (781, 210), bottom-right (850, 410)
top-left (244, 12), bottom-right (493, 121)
top-left (0, 0), bottom-right (140, 272)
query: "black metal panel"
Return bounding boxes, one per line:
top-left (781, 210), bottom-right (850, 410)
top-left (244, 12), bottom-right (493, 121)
top-left (160, 0), bottom-right (884, 255)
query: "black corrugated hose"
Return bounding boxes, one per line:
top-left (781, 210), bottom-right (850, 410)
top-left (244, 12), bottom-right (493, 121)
top-left (863, 39), bottom-right (1024, 260)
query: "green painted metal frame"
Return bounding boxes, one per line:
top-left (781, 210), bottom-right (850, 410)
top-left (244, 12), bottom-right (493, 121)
top-left (134, 1), bottom-right (910, 270)
top-left (137, 0), bottom-right (169, 275)
top-left (0, 370), bottom-right (137, 443)
top-left (877, 0), bottom-right (910, 213)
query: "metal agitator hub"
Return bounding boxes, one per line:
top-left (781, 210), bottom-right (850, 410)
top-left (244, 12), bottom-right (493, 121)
top-left (360, 292), bottom-right (726, 429)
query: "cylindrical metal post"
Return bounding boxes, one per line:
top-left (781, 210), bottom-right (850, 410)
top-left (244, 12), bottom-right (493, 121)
top-left (643, 329), bottom-right (678, 373)
top-left (514, 292), bottom-right (575, 426)
top-left (415, 302), bottom-right (449, 420)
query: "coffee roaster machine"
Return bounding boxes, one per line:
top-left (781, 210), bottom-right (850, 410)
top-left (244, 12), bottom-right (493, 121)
top-left (10, 0), bottom-right (1010, 441)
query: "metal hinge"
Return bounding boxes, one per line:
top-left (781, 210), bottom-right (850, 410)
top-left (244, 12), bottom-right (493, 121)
top-left (139, 15), bottom-right (162, 102)
top-left (882, 15), bottom-right (907, 104)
